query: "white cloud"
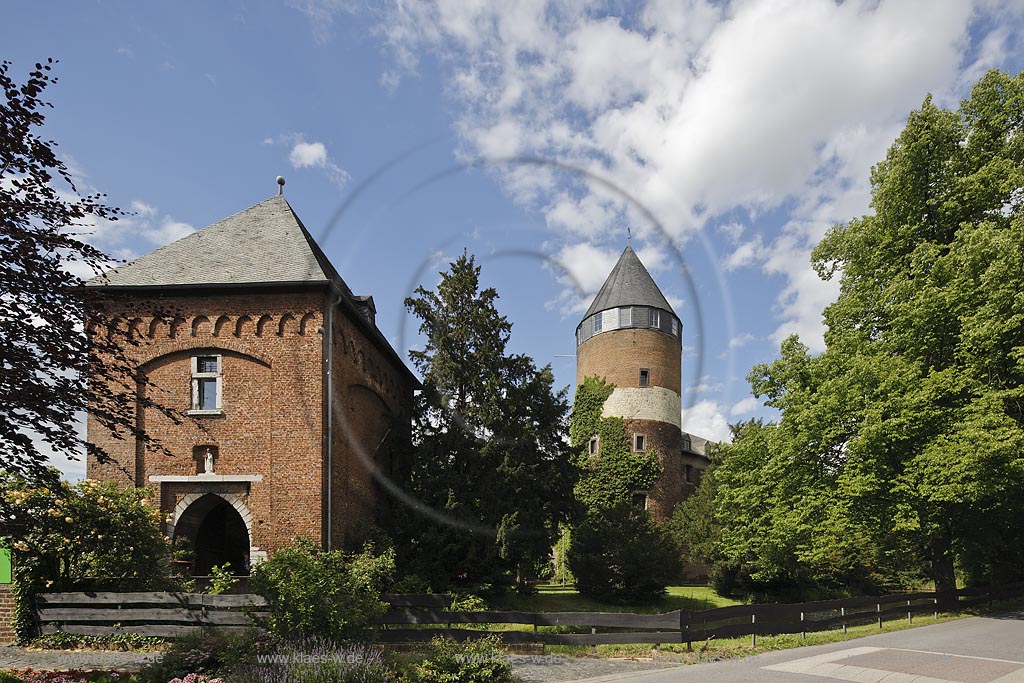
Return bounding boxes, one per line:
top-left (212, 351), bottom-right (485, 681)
top-left (286, 0), bottom-right (355, 45)
top-left (728, 332), bottom-right (755, 349)
top-left (547, 242), bottom-right (620, 314)
top-left (730, 396), bottom-right (760, 417)
top-left (286, 137), bottom-right (351, 188)
top-left (377, 0), bottom-right (997, 354)
top-left (682, 399), bottom-right (732, 443)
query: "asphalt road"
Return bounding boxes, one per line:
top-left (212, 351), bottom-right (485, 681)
top-left (559, 607), bottom-right (1024, 683)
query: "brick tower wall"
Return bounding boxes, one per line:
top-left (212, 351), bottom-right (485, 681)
top-left (0, 584), bottom-right (14, 644)
top-left (577, 327), bottom-right (685, 522)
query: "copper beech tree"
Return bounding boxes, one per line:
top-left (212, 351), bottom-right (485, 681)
top-left (0, 59), bottom-right (177, 483)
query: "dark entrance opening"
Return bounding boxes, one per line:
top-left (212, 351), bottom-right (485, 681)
top-left (174, 494), bottom-right (250, 576)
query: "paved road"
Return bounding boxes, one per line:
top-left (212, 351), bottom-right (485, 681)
top-left (543, 607), bottom-right (1024, 683)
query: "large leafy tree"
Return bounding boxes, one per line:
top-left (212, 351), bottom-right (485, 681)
top-left (1, 59), bottom-right (165, 479)
top-left (709, 70), bottom-right (1024, 598)
top-left (396, 252), bottom-right (575, 590)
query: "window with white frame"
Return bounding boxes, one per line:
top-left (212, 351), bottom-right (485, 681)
top-left (589, 436), bottom-right (600, 456)
top-left (191, 354), bottom-right (222, 412)
top-left (639, 368), bottom-right (650, 386)
top-left (634, 434), bottom-right (646, 452)
top-left (650, 309), bottom-right (661, 329)
top-left (593, 313), bottom-right (603, 333)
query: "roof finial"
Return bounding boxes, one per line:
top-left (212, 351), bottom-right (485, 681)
top-left (276, 176), bottom-right (286, 195)
top-left (627, 226), bottom-right (631, 246)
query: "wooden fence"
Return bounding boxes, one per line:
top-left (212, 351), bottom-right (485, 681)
top-left (35, 582), bottom-right (1024, 645)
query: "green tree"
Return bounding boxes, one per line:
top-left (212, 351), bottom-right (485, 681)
top-left (397, 252), bottom-right (575, 590)
top-left (567, 377), bottom-right (678, 602)
top-left (711, 69), bottom-right (1024, 598)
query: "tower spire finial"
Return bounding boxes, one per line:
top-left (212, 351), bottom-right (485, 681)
top-left (627, 226), bottom-right (631, 246)
top-left (276, 176), bottom-right (286, 195)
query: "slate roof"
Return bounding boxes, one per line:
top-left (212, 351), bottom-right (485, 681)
top-left (86, 195), bottom-right (336, 288)
top-left (682, 431), bottom-right (714, 459)
top-left (582, 246), bottom-right (676, 320)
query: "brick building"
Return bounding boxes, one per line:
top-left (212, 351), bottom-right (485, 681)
top-left (85, 191), bottom-right (417, 574)
top-left (575, 245), bottom-right (712, 522)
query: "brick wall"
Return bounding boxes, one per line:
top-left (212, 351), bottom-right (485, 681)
top-left (87, 288), bottom-right (328, 555)
top-left (0, 583), bottom-right (15, 645)
top-left (577, 328), bottom-right (681, 394)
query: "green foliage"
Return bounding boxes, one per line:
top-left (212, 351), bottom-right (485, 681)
top-left (206, 564), bottom-right (238, 595)
top-left (29, 631), bottom-right (163, 651)
top-left (710, 69), bottom-right (1024, 598)
top-left (664, 451), bottom-right (721, 571)
top-left (249, 538), bottom-right (394, 642)
top-left (566, 377), bottom-right (674, 602)
top-left (135, 628), bottom-right (269, 683)
top-left (568, 503), bottom-right (681, 604)
top-left (230, 639), bottom-right (396, 683)
top-left (397, 252), bottom-right (576, 590)
top-left (571, 377), bottom-right (662, 512)
top-left (0, 473), bottom-right (174, 641)
top-left (448, 593), bottom-right (487, 612)
top-left (411, 636), bottom-right (514, 683)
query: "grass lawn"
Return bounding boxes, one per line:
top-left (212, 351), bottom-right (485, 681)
top-left (491, 583), bottom-right (740, 614)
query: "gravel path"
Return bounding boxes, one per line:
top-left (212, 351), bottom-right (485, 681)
top-left (0, 646), bottom-right (160, 672)
top-left (510, 654), bottom-right (682, 683)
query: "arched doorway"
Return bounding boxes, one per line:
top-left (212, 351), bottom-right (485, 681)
top-left (173, 494), bottom-right (250, 576)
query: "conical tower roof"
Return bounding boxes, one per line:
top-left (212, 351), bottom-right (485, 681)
top-left (86, 195), bottom-right (339, 289)
top-left (582, 245), bottom-right (675, 320)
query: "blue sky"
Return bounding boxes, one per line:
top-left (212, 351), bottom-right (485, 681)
top-left (6, 0), bottom-right (1024, 479)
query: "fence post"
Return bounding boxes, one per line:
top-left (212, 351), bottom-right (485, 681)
top-left (907, 600), bottom-right (912, 624)
top-left (685, 624), bottom-right (692, 652)
top-left (877, 603), bottom-right (882, 629)
top-left (933, 597), bottom-right (938, 620)
top-left (841, 607), bottom-right (846, 634)
top-left (800, 611), bottom-right (805, 640)
top-left (751, 614), bottom-right (756, 647)
top-left (591, 627), bottom-right (597, 655)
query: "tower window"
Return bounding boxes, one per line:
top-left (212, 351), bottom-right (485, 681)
top-left (681, 435), bottom-right (691, 451)
top-left (685, 464), bottom-right (693, 484)
top-left (589, 436), bottom-right (599, 456)
top-left (620, 307), bottom-right (632, 327)
top-left (191, 354), bottom-right (222, 412)
top-left (593, 313), bottom-right (602, 333)
top-left (639, 368), bottom-right (650, 386)
top-left (631, 492), bottom-right (648, 509)
top-left (634, 434), bottom-right (646, 452)
top-left (672, 318), bottom-right (679, 337)
top-left (650, 309), bottom-right (661, 329)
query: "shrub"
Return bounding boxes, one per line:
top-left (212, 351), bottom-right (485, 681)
top-left (1, 473), bottom-right (176, 642)
top-left (231, 639), bottom-right (396, 683)
top-left (568, 503), bottom-right (681, 604)
top-left (206, 563), bottom-right (238, 595)
top-left (29, 631), bottom-right (163, 651)
top-left (250, 538), bottom-right (395, 642)
top-left (411, 636), bottom-right (513, 683)
top-left (135, 629), bottom-right (270, 683)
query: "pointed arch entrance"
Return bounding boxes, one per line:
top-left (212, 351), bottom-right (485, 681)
top-left (171, 493), bottom-right (251, 576)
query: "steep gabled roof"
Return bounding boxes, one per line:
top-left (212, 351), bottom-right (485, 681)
top-left (86, 195), bottom-right (338, 288)
top-left (582, 245), bottom-right (675, 320)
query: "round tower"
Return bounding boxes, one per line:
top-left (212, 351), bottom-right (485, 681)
top-left (575, 245), bottom-right (684, 520)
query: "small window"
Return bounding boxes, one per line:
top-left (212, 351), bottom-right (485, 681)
top-left (620, 307), bottom-right (632, 327)
top-left (671, 318), bottom-right (679, 336)
top-left (681, 435), bottom-right (691, 452)
top-left (685, 464), bottom-right (694, 484)
top-left (634, 434), bottom-right (646, 452)
top-left (631, 492), bottom-right (648, 509)
top-left (639, 369), bottom-right (650, 386)
top-left (593, 313), bottom-right (603, 333)
top-left (191, 354), bottom-right (222, 412)
top-left (589, 436), bottom-right (599, 456)
top-left (651, 309), bottom-right (661, 329)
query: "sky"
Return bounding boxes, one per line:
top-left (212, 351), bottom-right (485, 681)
top-left (6, 0), bottom-right (1024, 480)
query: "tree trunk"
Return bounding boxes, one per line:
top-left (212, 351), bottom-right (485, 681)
top-left (931, 531), bottom-right (957, 609)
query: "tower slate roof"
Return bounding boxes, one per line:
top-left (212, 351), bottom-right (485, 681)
top-left (86, 195), bottom-right (338, 289)
top-left (582, 245), bottom-right (676, 320)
